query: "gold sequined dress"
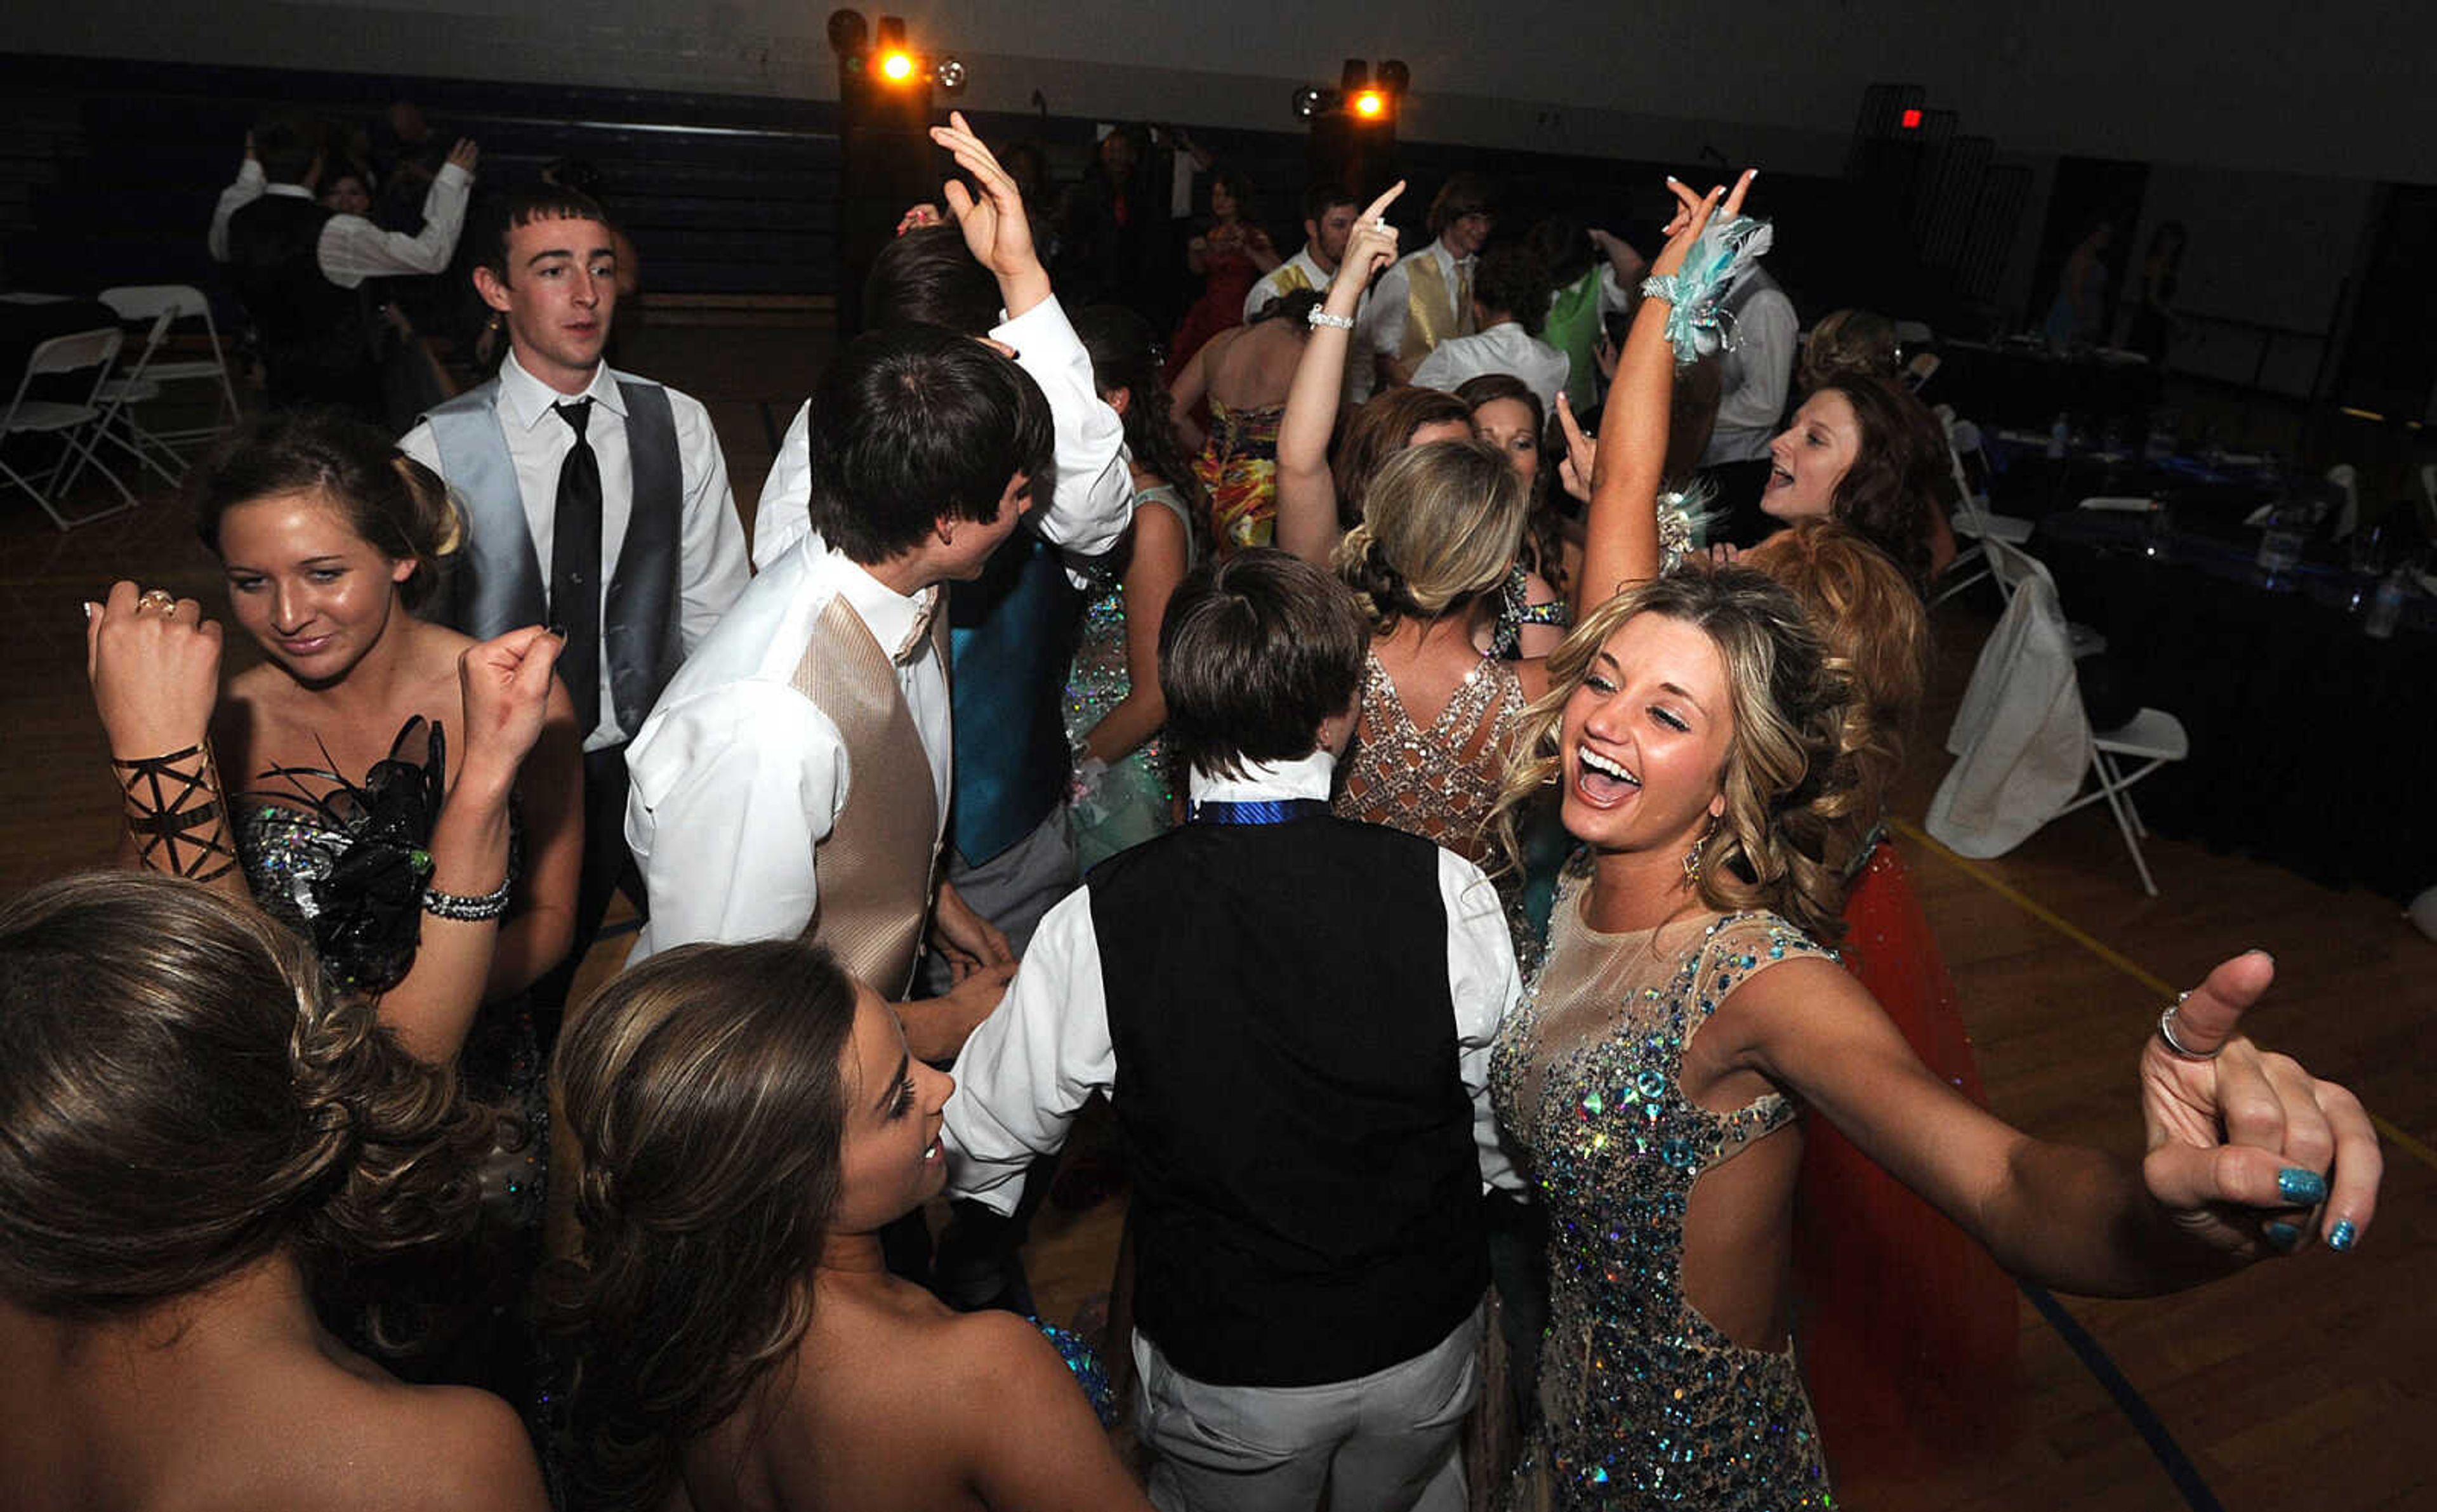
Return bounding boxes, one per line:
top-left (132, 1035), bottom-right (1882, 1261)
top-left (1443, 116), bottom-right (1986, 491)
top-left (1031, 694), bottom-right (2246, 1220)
top-left (1489, 895), bottom-right (1837, 1509)
top-left (1333, 648), bottom-right (1533, 961)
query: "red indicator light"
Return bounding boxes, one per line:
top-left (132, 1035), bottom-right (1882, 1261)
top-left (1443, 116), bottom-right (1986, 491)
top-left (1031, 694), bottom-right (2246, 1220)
top-left (1899, 107), bottom-right (1923, 129)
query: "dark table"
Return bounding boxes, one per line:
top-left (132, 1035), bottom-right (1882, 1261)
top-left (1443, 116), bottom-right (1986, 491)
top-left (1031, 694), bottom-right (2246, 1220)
top-left (1979, 428), bottom-right (2284, 522)
top-left (2031, 508), bottom-right (2435, 900)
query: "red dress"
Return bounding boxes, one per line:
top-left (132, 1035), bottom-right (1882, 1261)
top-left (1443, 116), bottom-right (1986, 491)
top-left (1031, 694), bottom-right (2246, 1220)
top-left (1793, 838), bottom-right (2020, 1482)
top-left (1166, 226), bottom-right (1261, 380)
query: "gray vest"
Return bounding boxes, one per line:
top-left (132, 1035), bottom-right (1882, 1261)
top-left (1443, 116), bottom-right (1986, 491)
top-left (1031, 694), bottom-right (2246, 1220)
top-left (423, 376), bottom-right (685, 737)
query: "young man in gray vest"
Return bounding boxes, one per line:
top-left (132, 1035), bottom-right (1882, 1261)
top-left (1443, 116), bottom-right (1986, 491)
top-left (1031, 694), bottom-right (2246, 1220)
top-left (399, 183), bottom-right (751, 1030)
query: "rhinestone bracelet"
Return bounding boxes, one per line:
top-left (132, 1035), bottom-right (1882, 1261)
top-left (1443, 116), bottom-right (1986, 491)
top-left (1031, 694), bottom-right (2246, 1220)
top-left (423, 872), bottom-right (513, 922)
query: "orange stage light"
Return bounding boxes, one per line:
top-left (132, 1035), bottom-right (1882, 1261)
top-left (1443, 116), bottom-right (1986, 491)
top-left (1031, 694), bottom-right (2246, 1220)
top-left (1352, 89), bottom-right (1386, 118)
top-left (879, 49), bottom-right (918, 82)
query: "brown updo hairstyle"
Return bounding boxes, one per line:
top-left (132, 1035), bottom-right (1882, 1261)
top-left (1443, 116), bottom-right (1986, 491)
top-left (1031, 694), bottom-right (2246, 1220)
top-left (1741, 520), bottom-right (1928, 861)
top-left (1813, 374), bottom-right (1950, 591)
top-left (548, 939), bottom-right (864, 1512)
top-left (191, 408), bottom-right (463, 610)
top-left (0, 872), bottom-right (488, 1319)
top-left (1491, 565), bottom-right (1869, 941)
top-left (1333, 385), bottom-right (1475, 530)
top-left (1337, 438), bottom-right (1526, 633)
top-left (1799, 308), bottom-right (1902, 393)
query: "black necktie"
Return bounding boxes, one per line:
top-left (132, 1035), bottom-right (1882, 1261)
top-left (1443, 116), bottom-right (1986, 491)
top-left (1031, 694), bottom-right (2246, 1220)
top-left (550, 398), bottom-right (602, 732)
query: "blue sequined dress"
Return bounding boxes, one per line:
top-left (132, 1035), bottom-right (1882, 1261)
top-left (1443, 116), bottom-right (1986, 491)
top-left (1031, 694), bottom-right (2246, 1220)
top-left (1063, 482), bottom-right (1198, 871)
top-left (1489, 893), bottom-right (1838, 1509)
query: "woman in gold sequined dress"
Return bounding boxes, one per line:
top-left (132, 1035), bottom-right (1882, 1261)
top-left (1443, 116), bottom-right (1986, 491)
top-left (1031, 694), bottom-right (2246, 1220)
top-left (1483, 560), bottom-right (2382, 1509)
top-left (1327, 437), bottom-right (1546, 953)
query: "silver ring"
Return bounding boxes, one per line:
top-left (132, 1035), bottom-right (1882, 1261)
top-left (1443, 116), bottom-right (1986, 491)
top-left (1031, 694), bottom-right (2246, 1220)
top-left (2156, 992), bottom-right (2217, 1062)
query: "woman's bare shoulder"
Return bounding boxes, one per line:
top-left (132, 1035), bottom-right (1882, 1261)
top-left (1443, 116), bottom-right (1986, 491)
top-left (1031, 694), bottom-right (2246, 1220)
top-left (247, 1373), bottom-right (549, 1512)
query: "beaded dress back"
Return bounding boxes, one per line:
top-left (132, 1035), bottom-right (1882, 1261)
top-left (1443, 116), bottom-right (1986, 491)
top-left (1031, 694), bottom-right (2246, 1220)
top-left (1489, 893), bottom-right (1837, 1509)
top-left (1335, 648), bottom-right (1531, 955)
top-left (1336, 648), bottom-right (1522, 868)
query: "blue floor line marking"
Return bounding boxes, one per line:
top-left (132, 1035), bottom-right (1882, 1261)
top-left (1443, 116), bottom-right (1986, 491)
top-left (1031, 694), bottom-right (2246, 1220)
top-left (2021, 1282), bottom-right (2224, 1512)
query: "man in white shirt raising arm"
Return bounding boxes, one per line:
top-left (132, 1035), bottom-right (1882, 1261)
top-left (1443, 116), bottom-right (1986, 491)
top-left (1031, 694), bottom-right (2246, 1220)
top-left (209, 113), bottom-right (477, 419)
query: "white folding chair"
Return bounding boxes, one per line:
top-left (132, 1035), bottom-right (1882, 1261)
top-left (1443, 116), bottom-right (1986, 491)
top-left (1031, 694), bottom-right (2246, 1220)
top-left (1982, 536), bottom-right (2107, 657)
top-left (0, 327), bottom-right (137, 530)
top-left (1931, 410), bottom-right (2035, 607)
top-left (96, 284), bottom-right (241, 452)
top-left (60, 306), bottom-right (186, 491)
top-left (1931, 569), bottom-right (2187, 895)
top-left (2059, 701), bottom-right (2189, 897)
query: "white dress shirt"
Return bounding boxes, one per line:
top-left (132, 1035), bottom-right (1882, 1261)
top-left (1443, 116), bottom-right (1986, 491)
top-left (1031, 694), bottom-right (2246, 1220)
top-left (1355, 237), bottom-right (1476, 402)
top-left (753, 294), bottom-right (1130, 582)
top-left (622, 537), bottom-right (951, 962)
top-left (207, 159), bottom-right (473, 286)
top-left (1241, 244), bottom-right (1338, 321)
top-left (1701, 278), bottom-right (1799, 465)
top-left (1412, 320), bottom-right (1573, 416)
top-left (399, 350), bottom-right (751, 750)
top-left (943, 750), bottom-right (1525, 1214)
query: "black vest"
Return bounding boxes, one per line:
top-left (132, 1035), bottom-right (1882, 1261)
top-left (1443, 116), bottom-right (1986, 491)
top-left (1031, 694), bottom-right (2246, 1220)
top-left (1091, 813), bottom-right (1487, 1387)
top-left (225, 195), bottom-right (376, 411)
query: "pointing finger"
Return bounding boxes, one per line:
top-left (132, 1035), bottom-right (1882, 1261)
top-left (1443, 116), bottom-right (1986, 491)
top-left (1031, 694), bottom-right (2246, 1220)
top-left (2165, 950), bottom-right (2275, 1059)
top-left (1360, 180), bottom-right (1407, 223)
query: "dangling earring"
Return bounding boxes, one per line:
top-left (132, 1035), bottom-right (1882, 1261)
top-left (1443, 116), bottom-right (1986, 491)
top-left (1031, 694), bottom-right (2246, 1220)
top-left (1682, 818), bottom-right (1717, 887)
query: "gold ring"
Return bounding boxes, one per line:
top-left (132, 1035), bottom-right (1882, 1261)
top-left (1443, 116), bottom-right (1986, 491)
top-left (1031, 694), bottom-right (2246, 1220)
top-left (137, 588), bottom-right (177, 612)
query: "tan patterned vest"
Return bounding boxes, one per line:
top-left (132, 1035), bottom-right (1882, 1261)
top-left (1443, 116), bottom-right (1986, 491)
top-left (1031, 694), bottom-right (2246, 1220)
top-left (786, 595), bottom-right (951, 999)
top-left (1400, 250), bottom-right (1476, 369)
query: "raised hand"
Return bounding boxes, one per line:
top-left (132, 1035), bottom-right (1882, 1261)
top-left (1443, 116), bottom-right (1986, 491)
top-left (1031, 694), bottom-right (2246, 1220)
top-left (2139, 951), bottom-right (2381, 1258)
top-left (930, 110), bottom-right (1049, 313)
top-left (446, 138), bottom-right (480, 175)
top-left (1587, 226), bottom-right (1646, 279)
top-left (1554, 390), bottom-right (1597, 504)
top-left (86, 581), bottom-right (223, 759)
top-left (455, 625), bottom-right (564, 787)
top-left (1339, 180), bottom-right (1406, 291)
top-left (1648, 169), bottom-right (1757, 282)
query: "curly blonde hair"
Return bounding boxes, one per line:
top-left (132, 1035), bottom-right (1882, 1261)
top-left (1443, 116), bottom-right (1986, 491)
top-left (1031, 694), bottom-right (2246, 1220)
top-left (1491, 566), bottom-right (1873, 941)
top-left (0, 872), bottom-right (488, 1318)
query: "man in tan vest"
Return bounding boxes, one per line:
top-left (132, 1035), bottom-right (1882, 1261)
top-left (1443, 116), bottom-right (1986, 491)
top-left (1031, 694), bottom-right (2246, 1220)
top-left (1354, 171), bottom-right (1496, 400)
top-left (622, 325), bottom-right (1053, 1060)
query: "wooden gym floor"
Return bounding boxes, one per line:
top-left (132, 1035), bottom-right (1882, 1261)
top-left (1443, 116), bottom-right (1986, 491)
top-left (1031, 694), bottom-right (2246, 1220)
top-left (1, 319), bottom-right (2426, 1512)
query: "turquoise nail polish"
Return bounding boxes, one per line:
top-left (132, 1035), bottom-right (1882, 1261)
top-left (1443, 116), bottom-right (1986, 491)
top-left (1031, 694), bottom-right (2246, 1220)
top-left (2263, 1221), bottom-right (2301, 1252)
top-left (2278, 1167), bottom-right (2327, 1205)
top-left (2328, 1219), bottom-right (2357, 1252)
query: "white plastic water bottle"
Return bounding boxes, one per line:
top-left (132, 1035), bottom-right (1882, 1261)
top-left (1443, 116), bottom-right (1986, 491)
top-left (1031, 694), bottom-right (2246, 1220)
top-left (2256, 498), bottom-right (2307, 578)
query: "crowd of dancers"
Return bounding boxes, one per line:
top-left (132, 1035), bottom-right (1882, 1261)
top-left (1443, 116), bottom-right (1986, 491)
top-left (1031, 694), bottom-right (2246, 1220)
top-left (4, 109), bottom-right (2386, 1512)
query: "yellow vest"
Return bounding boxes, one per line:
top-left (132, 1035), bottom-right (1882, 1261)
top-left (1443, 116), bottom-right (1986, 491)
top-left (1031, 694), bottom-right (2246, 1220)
top-left (1400, 251), bottom-right (1476, 369)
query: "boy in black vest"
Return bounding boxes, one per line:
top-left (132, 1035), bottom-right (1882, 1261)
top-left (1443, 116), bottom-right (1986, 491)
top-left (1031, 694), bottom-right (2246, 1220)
top-left (943, 549), bottom-right (1522, 1511)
